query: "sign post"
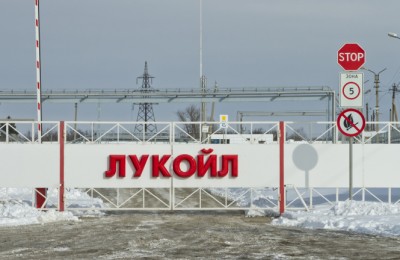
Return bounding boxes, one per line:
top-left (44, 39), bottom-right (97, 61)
top-left (220, 115), bottom-right (228, 144)
top-left (219, 114), bottom-right (228, 129)
top-left (337, 109), bottom-right (366, 200)
top-left (349, 136), bottom-right (353, 200)
top-left (337, 43), bottom-right (366, 199)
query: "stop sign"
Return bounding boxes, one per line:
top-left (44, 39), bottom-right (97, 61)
top-left (337, 43), bottom-right (365, 71)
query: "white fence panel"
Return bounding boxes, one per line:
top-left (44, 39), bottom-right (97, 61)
top-left (361, 144), bottom-right (400, 187)
top-left (172, 144), bottom-right (279, 188)
top-left (65, 144), bottom-right (279, 188)
top-left (65, 144), bottom-right (172, 188)
top-left (0, 144), bottom-right (59, 187)
top-left (285, 144), bottom-right (351, 188)
top-left (285, 143), bottom-right (400, 188)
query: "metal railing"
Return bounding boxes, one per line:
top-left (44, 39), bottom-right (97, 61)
top-left (0, 120), bottom-right (399, 145)
top-left (284, 187), bottom-right (400, 211)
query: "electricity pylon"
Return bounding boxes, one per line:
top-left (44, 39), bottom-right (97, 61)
top-left (134, 62), bottom-right (157, 135)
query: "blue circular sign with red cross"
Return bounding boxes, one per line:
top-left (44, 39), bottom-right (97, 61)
top-left (337, 108), bottom-right (366, 137)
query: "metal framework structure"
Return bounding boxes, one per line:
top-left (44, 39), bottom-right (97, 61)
top-left (0, 86), bottom-right (336, 120)
top-left (134, 62), bottom-right (157, 134)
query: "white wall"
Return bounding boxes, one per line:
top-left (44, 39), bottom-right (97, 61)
top-left (65, 144), bottom-right (172, 188)
top-left (1, 142), bottom-right (400, 189)
top-left (172, 144), bottom-right (279, 188)
top-left (285, 144), bottom-right (400, 188)
top-left (0, 144), bottom-right (59, 187)
top-left (64, 144), bottom-right (279, 188)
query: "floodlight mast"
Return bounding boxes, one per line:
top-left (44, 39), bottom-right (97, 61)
top-left (199, 0), bottom-right (206, 123)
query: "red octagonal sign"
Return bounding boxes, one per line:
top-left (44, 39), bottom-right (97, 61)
top-left (337, 43), bottom-right (365, 71)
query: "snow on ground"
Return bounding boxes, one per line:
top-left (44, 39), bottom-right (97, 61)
top-left (210, 188), bottom-right (400, 237)
top-left (272, 201), bottom-right (400, 237)
top-left (0, 188), bottom-right (104, 227)
top-left (2, 187), bottom-right (400, 238)
top-left (0, 200), bottom-right (78, 227)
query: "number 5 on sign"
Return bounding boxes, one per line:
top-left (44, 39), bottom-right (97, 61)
top-left (340, 72), bottom-right (363, 108)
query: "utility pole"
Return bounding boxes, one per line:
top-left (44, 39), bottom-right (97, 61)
top-left (209, 81), bottom-right (218, 122)
top-left (362, 67), bottom-right (386, 132)
top-left (201, 76), bottom-right (207, 122)
top-left (390, 83), bottom-right (399, 126)
top-left (371, 112), bottom-right (375, 131)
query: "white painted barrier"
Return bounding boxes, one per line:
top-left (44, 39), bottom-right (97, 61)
top-left (285, 144), bottom-right (400, 188)
top-left (1, 121), bottom-right (400, 212)
top-left (64, 144), bottom-right (279, 188)
top-left (0, 144), bottom-right (59, 188)
top-left (65, 144), bottom-right (172, 188)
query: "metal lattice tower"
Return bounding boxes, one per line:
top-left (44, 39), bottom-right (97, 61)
top-left (134, 61), bottom-right (157, 135)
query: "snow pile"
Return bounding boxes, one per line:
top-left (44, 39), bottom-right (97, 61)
top-left (210, 187), bottom-right (278, 208)
top-left (63, 189), bottom-right (104, 217)
top-left (0, 200), bottom-right (78, 227)
top-left (273, 201), bottom-right (400, 237)
top-left (208, 188), bottom-right (281, 217)
top-left (0, 188), bottom-right (105, 226)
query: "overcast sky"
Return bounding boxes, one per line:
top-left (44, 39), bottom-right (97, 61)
top-left (1, 0), bottom-right (400, 121)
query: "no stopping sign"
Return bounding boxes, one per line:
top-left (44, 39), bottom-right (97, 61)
top-left (337, 109), bottom-right (366, 137)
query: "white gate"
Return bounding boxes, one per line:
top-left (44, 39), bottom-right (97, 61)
top-left (1, 120), bottom-right (400, 212)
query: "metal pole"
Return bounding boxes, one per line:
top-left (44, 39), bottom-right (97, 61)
top-left (35, 0), bottom-right (43, 141)
top-left (59, 121), bottom-right (65, 211)
top-left (392, 84), bottom-right (395, 122)
top-left (374, 74), bottom-right (379, 132)
top-left (391, 83), bottom-right (399, 126)
top-left (362, 68), bottom-right (386, 138)
top-left (366, 68), bottom-right (386, 131)
top-left (332, 92), bottom-right (336, 143)
top-left (349, 136), bottom-right (353, 200)
top-left (279, 121), bottom-right (285, 215)
top-left (35, 0), bottom-right (46, 209)
top-left (199, 0), bottom-right (203, 82)
top-left (199, 0), bottom-right (206, 123)
top-left (366, 103), bottom-right (369, 131)
top-left (74, 103), bottom-right (78, 140)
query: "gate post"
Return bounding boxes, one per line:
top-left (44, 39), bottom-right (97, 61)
top-left (59, 121), bottom-right (65, 211)
top-left (279, 121), bottom-right (285, 215)
top-left (35, 188), bottom-right (46, 209)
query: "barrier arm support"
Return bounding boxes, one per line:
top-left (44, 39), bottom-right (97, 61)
top-left (59, 121), bottom-right (65, 211)
top-left (34, 0), bottom-right (46, 209)
top-left (279, 121), bottom-right (285, 215)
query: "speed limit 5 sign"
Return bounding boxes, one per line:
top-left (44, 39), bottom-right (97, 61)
top-left (340, 72), bottom-right (363, 108)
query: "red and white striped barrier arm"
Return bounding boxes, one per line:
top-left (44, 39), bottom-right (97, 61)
top-left (34, 0), bottom-right (42, 140)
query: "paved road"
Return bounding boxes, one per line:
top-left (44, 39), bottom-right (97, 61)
top-left (0, 211), bottom-right (400, 259)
